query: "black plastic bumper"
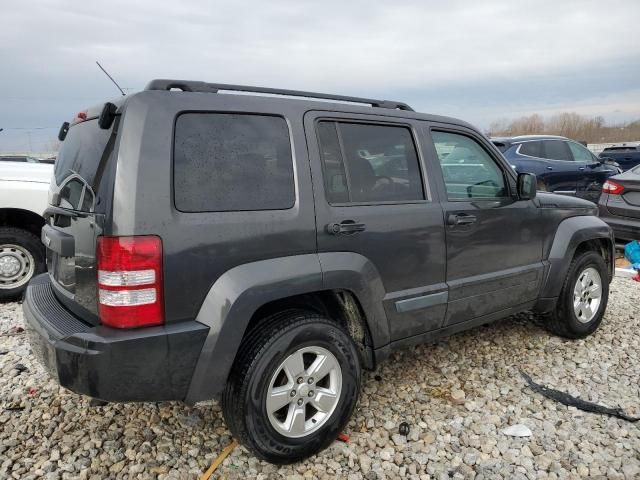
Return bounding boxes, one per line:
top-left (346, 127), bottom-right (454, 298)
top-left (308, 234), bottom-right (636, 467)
top-left (23, 274), bottom-right (209, 402)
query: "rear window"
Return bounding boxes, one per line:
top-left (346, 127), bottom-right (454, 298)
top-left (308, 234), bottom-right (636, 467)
top-left (173, 113), bottom-right (295, 212)
top-left (603, 146), bottom-right (638, 152)
top-left (54, 118), bottom-right (116, 212)
top-left (55, 119), bottom-right (113, 187)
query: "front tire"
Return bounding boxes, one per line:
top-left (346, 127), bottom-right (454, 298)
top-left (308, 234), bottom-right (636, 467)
top-left (544, 250), bottom-right (609, 339)
top-left (0, 227), bottom-right (45, 301)
top-left (222, 310), bottom-right (361, 464)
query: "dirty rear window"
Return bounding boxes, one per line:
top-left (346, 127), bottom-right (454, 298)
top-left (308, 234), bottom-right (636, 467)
top-left (173, 113), bottom-right (295, 212)
top-left (54, 119), bottom-right (113, 188)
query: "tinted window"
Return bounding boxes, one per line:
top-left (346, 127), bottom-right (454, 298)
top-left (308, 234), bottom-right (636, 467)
top-left (518, 141), bottom-right (542, 157)
top-left (58, 178), bottom-right (85, 210)
top-left (604, 146), bottom-right (638, 152)
top-left (55, 119), bottom-right (113, 188)
top-left (568, 142), bottom-right (593, 162)
top-left (174, 113), bottom-right (295, 212)
top-left (318, 121), bottom-right (424, 203)
top-left (317, 122), bottom-right (349, 203)
top-left (432, 131), bottom-right (507, 200)
top-left (543, 140), bottom-right (572, 161)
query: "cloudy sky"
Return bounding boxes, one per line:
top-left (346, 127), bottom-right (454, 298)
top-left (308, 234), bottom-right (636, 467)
top-left (1, 0), bottom-right (639, 152)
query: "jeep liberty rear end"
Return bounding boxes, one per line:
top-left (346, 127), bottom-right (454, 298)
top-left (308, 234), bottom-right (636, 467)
top-left (26, 100), bottom-right (208, 401)
top-left (24, 80), bottom-right (614, 463)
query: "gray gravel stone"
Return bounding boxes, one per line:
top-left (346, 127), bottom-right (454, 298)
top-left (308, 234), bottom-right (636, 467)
top-left (1, 277), bottom-right (639, 478)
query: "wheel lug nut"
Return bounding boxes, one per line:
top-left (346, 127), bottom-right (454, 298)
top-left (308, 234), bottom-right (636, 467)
top-left (297, 398), bottom-right (304, 406)
top-left (307, 378), bottom-right (314, 384)
top-left (290, 390), bottom-right (296, 397)
top-left (297, 377), bottom-right (304, 384)
top-left (308, 390), bottom-right (314, 397)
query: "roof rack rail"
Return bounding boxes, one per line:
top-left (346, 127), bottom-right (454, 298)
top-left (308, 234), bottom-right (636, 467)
top-left (144, 79), bottom-right (414, 111)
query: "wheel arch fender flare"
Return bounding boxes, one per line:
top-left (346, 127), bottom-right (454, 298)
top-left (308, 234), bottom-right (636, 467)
top-left (540, 215), bottom-right (614, 301)
top-left (184, 252), bottom-right (389, 404)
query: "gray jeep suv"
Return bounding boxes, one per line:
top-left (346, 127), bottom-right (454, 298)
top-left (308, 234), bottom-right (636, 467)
top-left (24, 79), bottom-right (614, 463)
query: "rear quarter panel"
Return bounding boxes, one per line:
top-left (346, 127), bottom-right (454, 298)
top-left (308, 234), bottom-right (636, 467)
top-left (109, 92), bottom-right (317, 324)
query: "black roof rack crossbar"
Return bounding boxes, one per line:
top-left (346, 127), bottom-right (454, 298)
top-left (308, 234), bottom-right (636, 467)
top-left (144, 79), bottom-right (414, 111)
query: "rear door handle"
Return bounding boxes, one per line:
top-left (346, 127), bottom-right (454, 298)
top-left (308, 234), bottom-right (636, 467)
top-left (447, 213), bottom-right (477, 226)
top-left (579, 167), bottom-right (585, 171)
top-left (546, 166), bottom-right (553, 170)
top-left (326, 220), bottom-right (366, 235)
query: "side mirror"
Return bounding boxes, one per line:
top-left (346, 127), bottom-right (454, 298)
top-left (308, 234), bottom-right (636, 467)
top-left (517, 172), bottom-right (537, 200)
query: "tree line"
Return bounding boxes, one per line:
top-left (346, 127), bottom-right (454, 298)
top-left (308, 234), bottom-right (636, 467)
top-left (488, 113), bottom-right (640, 144)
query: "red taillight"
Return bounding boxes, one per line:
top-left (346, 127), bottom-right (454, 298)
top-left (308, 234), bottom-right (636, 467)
top-left (602, 180), bottom-right (625, 195)
top-left (96, 236), bottom-right (164, 329)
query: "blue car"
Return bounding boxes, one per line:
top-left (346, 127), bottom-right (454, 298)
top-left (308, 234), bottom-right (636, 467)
top-left (492, 135), bottom-right (620, 203)
top-left (598, 145), bottom-right (640, 172)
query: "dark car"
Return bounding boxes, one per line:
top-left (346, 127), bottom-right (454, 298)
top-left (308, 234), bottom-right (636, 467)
top-left (23, 80), bottom-right (614, 463)
top-left (598, 145), bottom-right (640, 172)
top-left (598, 164), bottom-right (640, 245)
top-left (492, 135), bottom-right (619, 202)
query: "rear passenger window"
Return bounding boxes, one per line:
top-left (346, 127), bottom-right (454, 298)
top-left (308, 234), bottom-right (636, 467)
top-left (518, 141), bottom-right (542, 157)
top-left (174, 113), bottom-right (295, 212)
top-left (543, 140), bottom-right (572, 161)
top-left (317, 121), bottom-right (424, 203)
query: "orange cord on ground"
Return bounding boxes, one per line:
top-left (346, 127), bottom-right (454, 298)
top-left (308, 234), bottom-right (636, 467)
top-left (199, 440), bottom-right (239, 480)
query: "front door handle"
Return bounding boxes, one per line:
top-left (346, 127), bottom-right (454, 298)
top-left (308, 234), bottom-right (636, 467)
top-left (447, 213), bottom-right (477, 226)
top-left (327, 220), bottom-right (366, 235)
top-left (546, 166), bottom-right (553, 170)
top-left (579, 167), bottom-right (585, 171)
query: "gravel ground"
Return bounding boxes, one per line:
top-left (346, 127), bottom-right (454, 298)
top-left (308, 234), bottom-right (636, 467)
top-left (1, 277), bottom-right (639, 480)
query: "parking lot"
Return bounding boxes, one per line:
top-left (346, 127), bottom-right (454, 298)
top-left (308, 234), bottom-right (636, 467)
top-left (0, 276), bottom-right (637, 479)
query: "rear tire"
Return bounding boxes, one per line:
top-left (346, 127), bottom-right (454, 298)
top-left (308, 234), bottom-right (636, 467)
top-left (222, 310), bottom-right (361, 464)
top-left (0, 227), bottom-right (45, 301)
top-left (544, 250), bottom-right (609, 339)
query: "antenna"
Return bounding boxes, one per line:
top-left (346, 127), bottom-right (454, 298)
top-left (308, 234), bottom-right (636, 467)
top-left (96, 61), bottom-right (126, 96)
